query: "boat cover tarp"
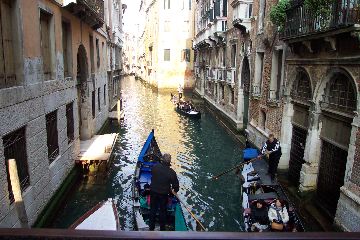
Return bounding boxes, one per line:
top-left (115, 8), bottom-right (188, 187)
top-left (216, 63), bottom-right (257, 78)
top-left (243, 148), bottom-right (259, 161)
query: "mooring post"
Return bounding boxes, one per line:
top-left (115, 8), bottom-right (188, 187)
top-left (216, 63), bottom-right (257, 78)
top-left (8, 159), bottom-right (30, 228)
top-left (117, 98), bottom-right (121, 123)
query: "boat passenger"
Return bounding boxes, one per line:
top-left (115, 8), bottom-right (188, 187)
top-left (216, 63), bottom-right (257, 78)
top-left (149, 153), bottom-right (180, 231)
top-left (268, 199), bottom-right (289, 231)
top-left (250, 200), bottom-right (269, 232)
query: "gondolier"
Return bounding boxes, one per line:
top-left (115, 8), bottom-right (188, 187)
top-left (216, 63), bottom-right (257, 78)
top-left (149, 153), bottom-right (180, 231)
top-left (259, 134), bottom-right (282, 181)
top-left (178, 84), bottom-right (183, 99)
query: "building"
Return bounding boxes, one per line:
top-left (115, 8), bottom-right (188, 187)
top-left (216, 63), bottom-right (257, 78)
top-left (279, 0), bottom-right (360, 231)
top-left (137, 0), bottom-right (195, 89)
top-left (193, 0), bottom-right (254, 131)
top-left (105, 0), bottom-right (126, 110)
top-left (0, 0), bottom-right (123, 228)
top-left (193, 0), bottom-right (360, 231)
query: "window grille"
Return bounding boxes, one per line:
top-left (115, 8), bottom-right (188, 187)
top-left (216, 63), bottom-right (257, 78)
top-left (66, 103), bottom-right (74, 143)
top-left (46, 110), bottom-right (59, 163)
top-left (3, 127), bottom-right (29, 203)
top-left (321, 73), bottom-right (356, 113)
top-left (291, 71), bottom-right (312, 102)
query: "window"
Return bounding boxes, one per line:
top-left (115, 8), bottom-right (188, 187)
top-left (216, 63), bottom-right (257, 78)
top-left (164, 21), bottom-right (171, 32)
top-left (46, 110), bottom-right (59, 163)
top-left (92, 91), bottom-right (95, 118)
top-left (183, 21), bottom-right (189, 32)
top-left (221, 85), bottom-right (225, 100)
top-left (3, 127), bottom-right (29, 203)
top-left (98, 87), bottom-right (101, 112)
top-left (164, 0), bottom-right (170, 9)
top-left (40, 10), bottom-right (53, 80)
top-left (66, 102), bottom-right (74, 143)
top-left (231, 89), bottom-right (235, 104)
top-left (104, 84), bottom-right (106, 106)
top-left (102, 42), bottom-right (105, 69)
top-left (231, 44), bottom-right (236, 67)
top-left (96, 38), bottom-right (100, 69)
top-left (164, 49), bottom-right (170, 61)
top-left (62, 21), bottom-right (72, 78)
top-left (270, 49), bottom-right (283, 100)
top-left (189, 0), bottom-right (191, 10)
top-left (0, 0), bottom-right (16, 89)
top-left (181, 49), bottom-right (191, 62)
top-left (222, 47), bottom-right (226, 67)
top-left (258, 0), bottom-right (266, 32)
top-left (260, 110), bottom-right (266, 130)
top-left (89, 35), bottom-right (95, 73)
top-left (254, 52), bottom-right (264, 93)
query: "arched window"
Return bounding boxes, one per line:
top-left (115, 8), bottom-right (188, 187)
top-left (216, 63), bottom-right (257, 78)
top-left (321, 73), bottom-right (357, 113)
top-left (291, 71), bottom-right (312, 102)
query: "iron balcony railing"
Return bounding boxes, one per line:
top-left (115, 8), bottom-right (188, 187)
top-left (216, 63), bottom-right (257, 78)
top-left (282, 0), bottom-right (360, 39)
top-left (252, 85), bottom-right (261, 97)
top-left (79, 0), bottom-right (105, 21)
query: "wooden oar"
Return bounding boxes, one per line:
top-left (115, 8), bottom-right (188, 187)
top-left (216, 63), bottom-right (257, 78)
top-left (212, 156), bottom-right (262, 180)
top-left (172, 191), bottom-right (206, 231)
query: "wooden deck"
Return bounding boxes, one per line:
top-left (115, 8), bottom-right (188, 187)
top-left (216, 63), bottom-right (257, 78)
top-left (75, 134), bottom-right (118, 165)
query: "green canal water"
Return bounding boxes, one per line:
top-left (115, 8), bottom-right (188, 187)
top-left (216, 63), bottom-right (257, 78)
top-left (51, 77), bottom-right (246, 231)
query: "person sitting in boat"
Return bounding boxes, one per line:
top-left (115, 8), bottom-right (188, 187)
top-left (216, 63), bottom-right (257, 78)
top-left (149, 153), bottom-right (180, 231)
top-left (250, 200), bottom-right (269, 232)
top-left (268, 199), bottom-right (289, 231)
top-left (141, 183), bottom-right (151, 197)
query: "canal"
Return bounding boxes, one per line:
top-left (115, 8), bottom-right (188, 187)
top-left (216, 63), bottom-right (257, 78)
top-left (51, 77), bottom-right (246, 232)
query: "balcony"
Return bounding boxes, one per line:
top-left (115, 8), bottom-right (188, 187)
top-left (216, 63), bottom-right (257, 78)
top-left (226, 68), bottom-right (236, 86)
top-left (252, 85), bottom-right (261, 97)
top-left (217, 67), bottom-right (227, 82)
top-left (231, 0), bottom-right (253, 33)
top-left (210, 68), bottom-right (218, 82)
top-left (281, 0), bottom-right (360, 41)
top-left (267, 90), bottom-right (280, 107)
top-left (63, 0), bottom-right (105, 29)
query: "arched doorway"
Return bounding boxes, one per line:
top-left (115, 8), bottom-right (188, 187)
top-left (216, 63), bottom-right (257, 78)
top-left (241, 56), bottom-right (250, 127)
top-left (288, 70), bottom-right (312, 186)
top-left (316, 71), bottom-right (356, 218)
top-left (77, 44), bottom-right (91, 140)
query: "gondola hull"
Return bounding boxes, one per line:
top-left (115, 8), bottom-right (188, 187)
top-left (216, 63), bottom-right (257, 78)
top-left (132, 130), bottom-right (188, 231)
top-left (240, 148), bottom-right (305, 232)
top-left (175, 106), bottom-right (201, 119)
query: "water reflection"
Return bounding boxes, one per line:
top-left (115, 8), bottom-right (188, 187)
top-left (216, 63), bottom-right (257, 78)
top-left (51, 77), bottom-right (245, 232)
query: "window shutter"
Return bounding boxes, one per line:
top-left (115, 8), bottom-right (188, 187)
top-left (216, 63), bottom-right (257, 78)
top-left (0, 3), bottom-right (5, 89)
top-left (1, 1), bottom-right (15, 87)
top-left (41, 13), bottom-right (51, 79)
top-left (62, 22), bottom-right (69, 77)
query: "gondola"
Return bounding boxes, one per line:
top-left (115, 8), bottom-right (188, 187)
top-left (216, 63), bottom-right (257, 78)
top-left (132, 130), bottom-right (188, 231)
top-left (240, 148), bottom-right (305, 232)
top-left (171, 94), bottom-right (201, 119)
top-left (69, 199), bottom-right (120, 230)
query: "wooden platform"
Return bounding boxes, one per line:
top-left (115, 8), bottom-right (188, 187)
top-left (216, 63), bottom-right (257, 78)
top-left (108, 110), bottom-right (124, 120)
top-left (75, 134), bottom-right (118, 165)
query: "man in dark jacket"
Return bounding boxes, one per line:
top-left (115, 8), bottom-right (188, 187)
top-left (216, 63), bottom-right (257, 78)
top-left (149, 153), bottom-right (179, 231)
top-left (260, 134), bottom-right (282, 181)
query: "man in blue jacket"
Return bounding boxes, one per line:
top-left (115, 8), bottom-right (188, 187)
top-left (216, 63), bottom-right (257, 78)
top-left (149, 153), bottom-right (179, 231)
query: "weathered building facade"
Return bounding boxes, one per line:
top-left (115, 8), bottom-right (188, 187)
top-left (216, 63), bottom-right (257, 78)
top-left (137, 0), bottom-right (196, 89)
top-left (0, 0), bottom-right (123, 228)
top-left (279, 0), bottom-right (360, 231)
top-left (193, 0), bottom-right (254, 130)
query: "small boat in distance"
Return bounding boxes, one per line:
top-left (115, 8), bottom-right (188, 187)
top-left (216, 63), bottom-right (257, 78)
top-left (69, 198), bottom-right (120, 231)
top-left (171, 94), bottom-right (201, 119)
top-left (132, 130), bottom-right (188, 231)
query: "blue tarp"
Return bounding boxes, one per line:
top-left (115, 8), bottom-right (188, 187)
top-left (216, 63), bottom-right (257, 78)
top-left (243, 148), bottom-right (259, 160)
